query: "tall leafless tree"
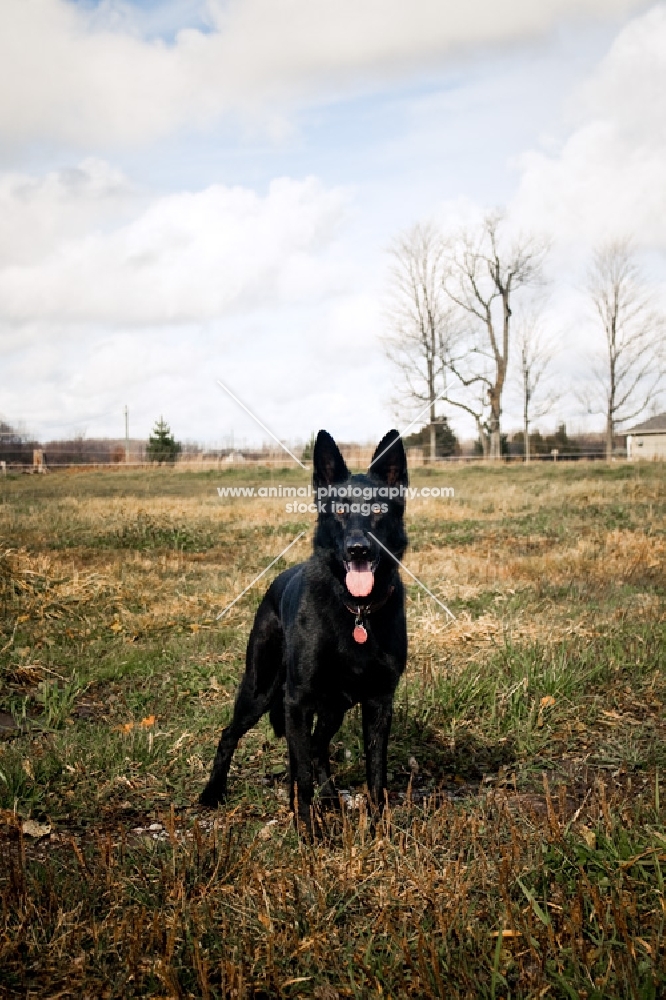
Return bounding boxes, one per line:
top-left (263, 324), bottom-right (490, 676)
top-left (513, 307), bottom-right (557, 463)
top-left (586, 239), bottom-right (664, 461)
top-left (441, 213), bottom-right (548, 459)
top-left (383, 222), bottom-right (450, 461)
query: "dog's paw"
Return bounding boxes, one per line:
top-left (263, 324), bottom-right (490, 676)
top-left (199, 784), bottom-right (226, 809)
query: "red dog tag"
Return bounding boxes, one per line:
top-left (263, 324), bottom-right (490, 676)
top-left (353, 624), bottom-right (368, 644)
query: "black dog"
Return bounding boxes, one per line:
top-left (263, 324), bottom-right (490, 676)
top-left (200, 429), bottom-right (408, 831)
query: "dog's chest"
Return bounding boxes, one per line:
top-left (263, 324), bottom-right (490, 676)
top-left (285, 573), bottom-right (403, 702)
top-left (318, 630), bottom-right (397, 705)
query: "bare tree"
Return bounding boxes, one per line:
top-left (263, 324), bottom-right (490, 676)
top-left (441, 213), bottom-right (548, 459)
top-left (514, 307), bottom-right (558, 462)
top-left (586, 240), bottom-right (663, 461)
top-left (383, 222), bottom-right (450, 461)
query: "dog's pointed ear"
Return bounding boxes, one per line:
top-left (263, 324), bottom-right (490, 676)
top-left (369, 430), bottom-right (408, 487)
top-left (313, 430), bottom-right (349, 490)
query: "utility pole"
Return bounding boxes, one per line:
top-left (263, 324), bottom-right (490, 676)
top-left (124, 406), bottom-right (130, 463)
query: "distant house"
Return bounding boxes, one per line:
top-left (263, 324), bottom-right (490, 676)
top-left (625, 413), bottom-right (666, 460)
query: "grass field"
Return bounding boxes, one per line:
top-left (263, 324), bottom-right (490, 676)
top-left (1, 461), bottom-right (665, 999)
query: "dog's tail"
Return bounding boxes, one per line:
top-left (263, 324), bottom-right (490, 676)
top-left (268, 686), bottom-right (286, 738)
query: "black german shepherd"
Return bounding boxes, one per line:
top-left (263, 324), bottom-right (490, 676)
top-left (200, 429), bottom-right (408, 831)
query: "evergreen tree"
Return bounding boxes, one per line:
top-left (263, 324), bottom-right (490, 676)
top-left (404, 418), bottom-right (459, 457)
top-left (146, 417), bottom-right (181, 464)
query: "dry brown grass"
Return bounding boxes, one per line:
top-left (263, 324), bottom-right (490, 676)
top-left (0, 462), bottom-right (665, 997)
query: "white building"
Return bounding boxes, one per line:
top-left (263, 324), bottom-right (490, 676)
top-left (625, 414), bottom-right (666, 460)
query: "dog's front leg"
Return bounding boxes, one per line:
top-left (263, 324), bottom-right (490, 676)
top-left (285, 698), bottom-right (315, 833)
top-left (311, 706), bottom-right (345, 804)
top-left (362, 696), bottom-right (393, 810)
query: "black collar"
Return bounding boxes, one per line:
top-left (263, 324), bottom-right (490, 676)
top-left (342, 585), bottom-right (394, 617)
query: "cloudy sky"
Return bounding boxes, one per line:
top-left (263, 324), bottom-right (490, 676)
top-left (1, 0), bottom-right (664, 447)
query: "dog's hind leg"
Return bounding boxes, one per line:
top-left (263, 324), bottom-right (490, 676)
top-left (200, 602), bottom-right (283, 808)
top-left (199, 671), bottom-right (278, 807)
top-left (285, 699), bottom-right (317, 831)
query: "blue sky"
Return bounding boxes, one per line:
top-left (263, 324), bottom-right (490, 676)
top-left (0, 0), bottom-right (664, 447)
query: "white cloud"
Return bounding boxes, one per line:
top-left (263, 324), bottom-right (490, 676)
top-left (496, 6), bottom-right (666, 434)
top-left (0, 166), bottom-right (350, 324)
top-left (511, 4), bottom-right (666, 255)
top-left (0, 309), bottom-right (397, 445)
top-left (0, 158), bottom-right (136, 267)
top-left (0, 0), bottom-right (648, 148)
top-left (0, 159), bottom-right (394, 442)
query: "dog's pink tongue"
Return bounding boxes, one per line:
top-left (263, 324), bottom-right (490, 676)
top-left (346, 568), bottom-right (374, 598)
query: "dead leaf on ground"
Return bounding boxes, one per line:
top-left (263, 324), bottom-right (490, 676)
top-left (113, 715), bottom-right (156, 733)
top-left (22, 819), bottom-right (51, 839)
top-left (257, 819), bottom-right (278, 841)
